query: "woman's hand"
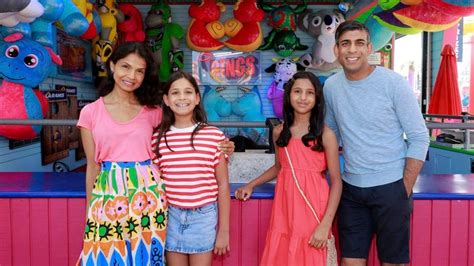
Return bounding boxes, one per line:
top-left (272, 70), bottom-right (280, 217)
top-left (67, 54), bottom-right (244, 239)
top-left (308, 224), bottom-right (331, 249)
top-left (234, 184), bottom-right (253, 201)
top-left (218, 138), bottom-right (235, 156)
top-left (214, 230), bottom-right (230, 255)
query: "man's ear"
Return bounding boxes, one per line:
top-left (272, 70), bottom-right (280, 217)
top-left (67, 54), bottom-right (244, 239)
top-left (368, 42), bottom-right (373, 54)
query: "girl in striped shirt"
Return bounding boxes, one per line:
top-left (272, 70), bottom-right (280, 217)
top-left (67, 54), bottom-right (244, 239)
top-left (152, 71), bottom-right (230, 266)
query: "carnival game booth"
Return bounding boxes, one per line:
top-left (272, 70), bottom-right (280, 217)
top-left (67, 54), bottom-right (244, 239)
top-left (0, 172), bottom-right (474, 266)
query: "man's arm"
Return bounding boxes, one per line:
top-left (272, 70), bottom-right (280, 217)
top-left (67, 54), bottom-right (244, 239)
top-left (393, 75), bottom-right (429, 193)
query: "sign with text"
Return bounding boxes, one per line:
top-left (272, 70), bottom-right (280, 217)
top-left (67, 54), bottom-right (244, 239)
top-left (192, 51), bottom-right (262, 85)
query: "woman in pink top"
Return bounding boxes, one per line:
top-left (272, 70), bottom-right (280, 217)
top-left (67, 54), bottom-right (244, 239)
top-left (77, 42), bottom-right (167, 265)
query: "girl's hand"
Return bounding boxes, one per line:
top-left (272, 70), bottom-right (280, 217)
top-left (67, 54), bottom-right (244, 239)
top-left (214, 230), bottom-right (230, 255)
top-left (234, 185), bottom-right (253, 201)
top-left (218, 138), bottom-right (235, 156)
top-left (308, 224), bottom-right (331, 249)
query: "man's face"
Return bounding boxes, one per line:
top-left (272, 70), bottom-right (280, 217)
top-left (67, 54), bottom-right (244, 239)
top-left (334, 29), bottom-right (373, 80)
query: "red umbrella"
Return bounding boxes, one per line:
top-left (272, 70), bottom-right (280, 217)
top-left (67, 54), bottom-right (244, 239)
top-left (428, 44), bottom-right (462, 115)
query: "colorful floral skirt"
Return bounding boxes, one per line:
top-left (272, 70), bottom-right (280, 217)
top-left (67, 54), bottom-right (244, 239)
top-left (79, 160), bottom-right (167, 266)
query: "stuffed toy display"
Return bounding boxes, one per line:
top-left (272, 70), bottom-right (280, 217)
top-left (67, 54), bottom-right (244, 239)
top-left (0, 0), bottom-right (44, 27)
top-left (202, 86), bottom-right (267, 143)
top-left (265, 58), bottom-right (305, 118)
top-left (29, 0), bottom-right (88, 47)
top-left (223, 0), bottom-right (265, 52)
top-left (373, 3), bottom-right (422, 35)
top-left (118, 4), bottom-right (145, 43)
top-left (0, 33), bottom-right (62, 140)
top-left (297, 9), bottom-right (345, 71)
top-left (186, 0), bottom-right (226, 52)
top-left (145, 0), bottom-right (184, 82)
top-left (74, 0), bottom-right (101, 40)
top-left (258, 3), bottom-right (308, 57)
top-left (393, 2), bottom-right (462, 32)
top-left (93, 0), bottom-right (124, 77)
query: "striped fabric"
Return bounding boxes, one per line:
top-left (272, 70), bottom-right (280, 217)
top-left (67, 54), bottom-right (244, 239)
top-left (152, 124), bottom-right (226, 208)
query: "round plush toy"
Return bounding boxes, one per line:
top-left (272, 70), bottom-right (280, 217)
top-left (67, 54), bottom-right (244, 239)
top-left (202, 86), bottom-right (232, 121)
top-left (258, 3), bottom-right (308, 57)
top-left (0, 33), bottom-right (62, 140)
top-left (373, 3), bottom-right (422, 35)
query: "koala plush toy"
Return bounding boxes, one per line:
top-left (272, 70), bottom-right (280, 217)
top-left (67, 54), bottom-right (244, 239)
top-left (297, 9), bottom-right (344, 72)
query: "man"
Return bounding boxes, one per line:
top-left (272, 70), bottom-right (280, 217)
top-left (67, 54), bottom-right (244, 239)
top-left (324, 21), bottom-right (429, 266)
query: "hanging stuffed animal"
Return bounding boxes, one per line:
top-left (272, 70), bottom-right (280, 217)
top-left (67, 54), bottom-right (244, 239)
top-left (297, 9), bottom-right (345, 72)
top-left (258, 2), bottom-right (308, 57)
top-left (0, 33), bottom-right (62, 140)
top-left (118, 4), bottom-right (145, 43)
top-left (265, 58), bottom-right (305, 118)
top-left (0, 0), bottom-right (44, 27)
top-left (202, 86), bottom-right (232, 121)
top-left (186, 0), bottom-right (226, 52)
top-left (223, 0), bottom-right (265, 52)
top-left (145, 0), bottom-right (185, 82)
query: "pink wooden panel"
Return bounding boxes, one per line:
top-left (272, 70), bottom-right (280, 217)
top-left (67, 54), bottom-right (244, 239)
top-left (258, 200), bottom-right (273, 263)
top-left (68, 199), bottom-right (86, 266)
top-left (431, 200), bottom-right (451, 266)
top-left (412, 200), bottom-right (432, 266)
top-left (449, 200), bottom-right (469, 265)
top-left (367, 237), bottom-right (380, 266)
top-left (11, 198), bottom-right (31, 266)
top-left (30, 199), bottom-right (50, 265)
top-left (0, 199), bottom-right (12, 266)
top-left (227, 200), bottom-right (242, 265)
top-left (49, 199), bottom-right (69, 265)
top-left (468, 201), bottom-right (474, 266)
top-left (240, 200), bottom-right (260, 266)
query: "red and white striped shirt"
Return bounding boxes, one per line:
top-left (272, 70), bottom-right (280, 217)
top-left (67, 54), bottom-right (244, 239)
top-left (152, 124), bottom-right (227, 208)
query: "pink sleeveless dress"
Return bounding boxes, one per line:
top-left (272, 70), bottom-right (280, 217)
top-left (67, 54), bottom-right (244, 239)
top-left (260, 138), bottom-right (330, 265)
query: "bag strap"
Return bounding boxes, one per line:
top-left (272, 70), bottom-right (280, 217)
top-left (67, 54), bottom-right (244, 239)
top-left (284, 147), bottom-right (322, 224)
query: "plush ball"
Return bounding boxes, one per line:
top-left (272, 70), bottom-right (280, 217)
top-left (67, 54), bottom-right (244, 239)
top-left (393, 2), bottom-right (462, 32)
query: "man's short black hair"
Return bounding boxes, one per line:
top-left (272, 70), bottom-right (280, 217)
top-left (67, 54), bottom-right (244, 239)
top-left (335, 20), bottom-right (371, 44)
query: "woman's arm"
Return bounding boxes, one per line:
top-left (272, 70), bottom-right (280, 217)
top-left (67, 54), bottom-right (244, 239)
top-left (309, 126), bottom-right (342, 248)
top-left (234, 125), bottom-right (283, 201)
top-left (81, 128), bottom-right (100, 215)
top-left (214, 153), bottom-right (231, 255)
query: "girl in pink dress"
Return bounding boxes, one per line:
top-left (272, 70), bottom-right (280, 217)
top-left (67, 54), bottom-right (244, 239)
top-left (235, 71), bottom-right (342, 265)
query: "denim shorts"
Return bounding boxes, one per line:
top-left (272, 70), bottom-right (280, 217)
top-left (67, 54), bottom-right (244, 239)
top-left (165, 202), bottom-right (218, 254)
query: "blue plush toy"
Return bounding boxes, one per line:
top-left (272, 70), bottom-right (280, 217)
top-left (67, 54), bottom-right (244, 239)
top-left (202, 86), bottom-right (232, 121)
top-left (0, 32), bottom-right (62, 140)
top-left (30, 0), bottom-right (88, 47)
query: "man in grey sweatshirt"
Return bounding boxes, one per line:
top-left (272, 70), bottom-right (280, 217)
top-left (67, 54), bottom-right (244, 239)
top-left (324, 21), bottom-right (429, 266)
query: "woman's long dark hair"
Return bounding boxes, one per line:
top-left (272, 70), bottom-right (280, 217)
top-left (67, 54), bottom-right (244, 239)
top-left (276, 71), bottom-right (325, 151)
top-left (154, 71), bottom-right (208, 158)
top-left (99, 42), bottom-right (161, 107)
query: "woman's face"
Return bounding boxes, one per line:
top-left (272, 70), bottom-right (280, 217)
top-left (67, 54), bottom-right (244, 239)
top-left (110, 53), bottom-right (146, 93)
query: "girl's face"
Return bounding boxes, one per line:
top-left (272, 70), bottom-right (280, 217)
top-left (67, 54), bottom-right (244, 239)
top-left (110, 53), bottom-right (146, 93)
top-left (290, 78), bottom-right (316, 115)
top-left (163, 78), bottom-right (201, 120)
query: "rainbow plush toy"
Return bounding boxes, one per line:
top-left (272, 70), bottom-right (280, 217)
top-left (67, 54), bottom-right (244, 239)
top-left (0, 33), bottom-right (62, 140)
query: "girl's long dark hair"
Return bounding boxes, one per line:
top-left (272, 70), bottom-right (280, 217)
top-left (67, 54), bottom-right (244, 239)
top-left (276, 71), bottom-right (325, 151)
top-left (99, 42), bottom-right (161, 107)
top-left (154, 71), bottom-right (208, 158)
